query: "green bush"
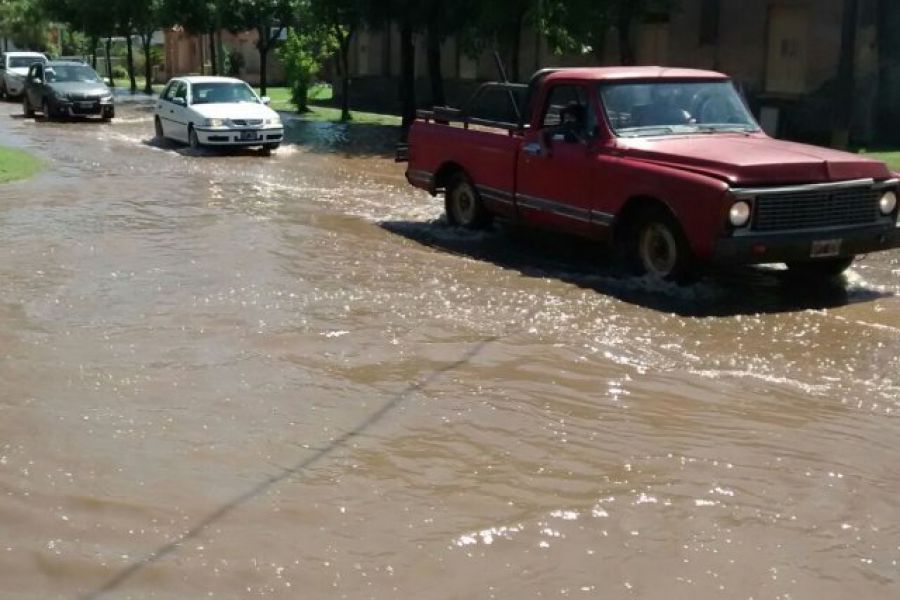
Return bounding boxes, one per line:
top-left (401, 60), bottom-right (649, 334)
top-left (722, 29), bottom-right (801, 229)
top-left (279, 26), bottom-right (336, 113)
top-left (112, 65), bottom-right (128, 79)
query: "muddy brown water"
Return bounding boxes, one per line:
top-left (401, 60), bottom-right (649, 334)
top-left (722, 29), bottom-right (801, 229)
top-left (1, 100), bottom-right (899, 600)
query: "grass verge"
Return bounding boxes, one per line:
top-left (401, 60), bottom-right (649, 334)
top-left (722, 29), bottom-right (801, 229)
top-left (0, 147), bottom-right (42, 184)
top-left (860, 150), bottom-right (900, 172)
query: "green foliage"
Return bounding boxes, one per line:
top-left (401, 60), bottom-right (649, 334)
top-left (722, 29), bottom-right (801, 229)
top-left (1, 0), bottom-right (50, 50)
top-left (279, 7), bottom-right (336, 113)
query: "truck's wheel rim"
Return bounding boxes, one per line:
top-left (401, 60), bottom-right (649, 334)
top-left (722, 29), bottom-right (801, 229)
top-left (452, 186), bottom-right (476, 225)
top-left (639, 222), bottom-right (677, 277)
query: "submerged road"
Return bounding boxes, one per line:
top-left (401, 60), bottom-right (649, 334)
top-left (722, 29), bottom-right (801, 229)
top-left (1, 100), bottom-right (899, 599)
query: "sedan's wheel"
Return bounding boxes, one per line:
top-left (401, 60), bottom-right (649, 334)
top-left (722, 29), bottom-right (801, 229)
top-left (631, 206), bottom-right (696, 283)
top-left (154, 117), bottom-right (164, 139)
top-left (786, 256), bottom-right (855, 280)
top-left (445, 173), bottom-right (492, 230)
top-left (23, 96), bottom-right (34, 118)
top-left (189, 126), bottom-right (201, 150)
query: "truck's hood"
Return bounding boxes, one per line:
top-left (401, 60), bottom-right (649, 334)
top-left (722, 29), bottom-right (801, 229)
top-left (616, 134), bottom-right (891, 186)
top-left (6, 67), bottom-right (29, 77)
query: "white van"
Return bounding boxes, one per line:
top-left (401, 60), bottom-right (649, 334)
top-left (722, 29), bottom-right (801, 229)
top-left (0, 52), bottom-right (48, 99)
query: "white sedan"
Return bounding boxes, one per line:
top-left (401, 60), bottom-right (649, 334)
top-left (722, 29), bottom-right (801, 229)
top-left (154, 76), bottom-right (284, 153)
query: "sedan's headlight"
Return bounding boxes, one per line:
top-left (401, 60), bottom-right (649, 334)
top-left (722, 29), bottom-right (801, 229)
top-left (265, 116), bottom-right (281, 126)
top-left (879, 191), bottom-right (897, 215)
top-left (205, 118), bottom-right (225, 128)
top-left (99, 94), bottom-right (114, 104)
top-left (729, 200), bottom-right (752, 227)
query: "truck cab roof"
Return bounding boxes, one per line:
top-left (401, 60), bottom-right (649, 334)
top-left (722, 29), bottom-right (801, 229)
top-left (539, 66), bottom-right (729, 84)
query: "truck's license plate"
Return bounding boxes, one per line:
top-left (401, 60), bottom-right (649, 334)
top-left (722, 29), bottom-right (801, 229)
top-left (810, 239), bottom-right (842, 258)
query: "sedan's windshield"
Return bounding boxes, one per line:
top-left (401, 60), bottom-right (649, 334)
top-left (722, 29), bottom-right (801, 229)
top-left (599, 80), bottom-right (759, 137)
top-left (45, 65), bottom-right (101, 83)
top-left (8, 56), bottom-right (45, 69)
top-left (191, 82), bottom-right (259, 105)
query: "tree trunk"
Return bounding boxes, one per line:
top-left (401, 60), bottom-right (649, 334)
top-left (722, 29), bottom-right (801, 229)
top-left (259, 47), bottom-right (269, 96)
top-left (832, 0), bottom-right (860, 148)
top-left (125, 34), bottom-right (137, 93)
top-left (340, 34), bottom-right (352, 121)
top-left (142, 35), bottom-right (153, 95)
top-left (91, 36), bottom-right (98, 70)
top-left (105, 37), bottom-right (114, 88)
top-left (876, 0), bottom-right (900, 144)
top-left (400, 20), bottom-right (416, 129)
top-left (509, 11), bottom-right (524, 83)
top-left (426, 15), bottom-right (445, 106)
top-left (208, 29), bottom-right (218, 76)
top-left (617, 4), bottom-right (636, 65)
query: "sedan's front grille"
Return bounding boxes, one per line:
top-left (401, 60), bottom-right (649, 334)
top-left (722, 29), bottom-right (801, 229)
top-left (752, 186), bottom-right (880, 232)
top-left (229, 119), bottom-right (263, 127)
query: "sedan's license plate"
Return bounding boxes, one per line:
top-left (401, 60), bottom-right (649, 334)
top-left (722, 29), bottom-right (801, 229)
top-left (810, 239), bottom-right (842, 258)
top-left (78, 102), bottom-right (95, 109)
top-left (239, 130), bottom-right (258, 141)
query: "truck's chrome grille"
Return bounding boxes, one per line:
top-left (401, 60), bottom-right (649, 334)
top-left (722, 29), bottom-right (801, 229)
top-left (752, 186), bottom-right (880, 232)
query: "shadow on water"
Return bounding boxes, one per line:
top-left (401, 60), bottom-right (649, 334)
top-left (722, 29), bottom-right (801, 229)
top-left (380, 219), bottom-right (891, 317)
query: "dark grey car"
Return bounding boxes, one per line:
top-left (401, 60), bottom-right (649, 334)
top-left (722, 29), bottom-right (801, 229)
top-left (23, 61), bottom-right (114, 121)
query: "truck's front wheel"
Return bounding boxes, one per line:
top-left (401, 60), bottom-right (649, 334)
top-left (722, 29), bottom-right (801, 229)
top-left (629, 206), bottom-right (696, 283)
top-left (446, 174), bottom-right (493, 230)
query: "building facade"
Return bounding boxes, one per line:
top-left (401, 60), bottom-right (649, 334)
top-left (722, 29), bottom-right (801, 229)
top-left (163, 28), bottom-right (285, 86)
top-left (339, 0), bottom-right (885, 144)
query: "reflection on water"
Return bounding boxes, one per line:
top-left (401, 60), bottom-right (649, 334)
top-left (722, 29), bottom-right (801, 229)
top-left (0, 101), bottom-right (899, 600)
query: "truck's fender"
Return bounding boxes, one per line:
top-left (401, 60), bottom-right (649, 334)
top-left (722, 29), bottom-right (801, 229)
top-left (604, 159), bottom-right (732, 261)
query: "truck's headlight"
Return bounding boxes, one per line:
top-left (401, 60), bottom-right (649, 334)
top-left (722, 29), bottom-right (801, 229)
top-left (729, 200), bottom-right (751, 227)
top-left (879, 191), bottom-right (897, 215)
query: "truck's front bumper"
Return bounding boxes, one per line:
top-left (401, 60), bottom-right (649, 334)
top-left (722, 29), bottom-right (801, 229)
top-left (712, 223), bottom-right (900, 265)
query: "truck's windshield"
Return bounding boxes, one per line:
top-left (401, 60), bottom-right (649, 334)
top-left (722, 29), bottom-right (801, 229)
top-left (599, 80), bottom-right (759, 137)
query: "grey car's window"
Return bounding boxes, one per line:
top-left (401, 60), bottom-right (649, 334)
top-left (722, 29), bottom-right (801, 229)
top-left (29, 64), bottom-right (43, 81)
top-left (45, 65), bottom-right (101, 83)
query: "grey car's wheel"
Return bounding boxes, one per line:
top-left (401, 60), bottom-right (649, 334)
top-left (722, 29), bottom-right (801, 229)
top-left (0, 80), bottom-right (6, 100)
top-left (23, 96), bottom-right (34, 118)
top-left (445, 173), bottom-right (493, 230)
top-left (42, 99), bottom-right (53, 121)
top-left (786, 256), bottom-right (855, 280)
top-left (189, 126), bottom-right (201, 149)
top-left (630, 206), bottom-right (696, 283)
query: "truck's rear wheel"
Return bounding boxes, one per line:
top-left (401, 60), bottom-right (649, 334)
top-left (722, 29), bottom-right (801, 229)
top-left (629, 206), bottom-right (696, 283)
top-left (446, 174), bottom-right (493, 230)
top-left (786, 256), bottom-right (855, 280)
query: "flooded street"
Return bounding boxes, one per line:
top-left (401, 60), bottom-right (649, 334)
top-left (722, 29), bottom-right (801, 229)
top-left (2, 99), bottom-right (900, 600)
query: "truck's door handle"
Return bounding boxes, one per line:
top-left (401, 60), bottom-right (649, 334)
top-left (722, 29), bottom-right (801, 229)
top-left (522, 142), bottom-right (542, 156)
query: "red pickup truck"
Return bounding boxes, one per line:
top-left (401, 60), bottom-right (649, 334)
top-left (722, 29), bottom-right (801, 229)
top-left (402, 67), bottom-right (900, 282)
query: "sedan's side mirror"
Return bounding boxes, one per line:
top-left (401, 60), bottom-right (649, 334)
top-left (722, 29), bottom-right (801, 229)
top-left (260, 96), bottom-right (271, 105)
top-left (172, 97), bottom-right (186, 106)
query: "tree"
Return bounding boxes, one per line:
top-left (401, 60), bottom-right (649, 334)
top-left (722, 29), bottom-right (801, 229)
top-left (133, 0), bottom-right (166, 94)
top-left (312, 0), bottom-right (362, 121)
top-left (279, 1), bottom-right (335, 112)
top-left (1, 0), bottom-right (50, 50)
top-left (226, 0), bottom-right (296, 95)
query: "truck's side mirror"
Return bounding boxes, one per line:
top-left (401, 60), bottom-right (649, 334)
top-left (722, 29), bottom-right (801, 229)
top-left (32, 77), bottom-right (42, 84)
